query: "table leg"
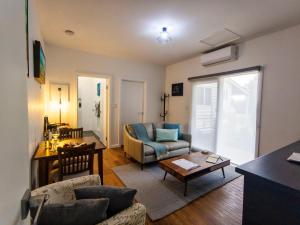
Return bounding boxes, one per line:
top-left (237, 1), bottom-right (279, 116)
top-left (221, 167), bottom-right (225, 178)
top-left (184, 181), bottom-right (188, 196)
top-left (38, 159), bottom-right (49, 187)
top-left (98, 151), bottom-right (104, 185)
top-left (163, 171), bottom-right (167, 181)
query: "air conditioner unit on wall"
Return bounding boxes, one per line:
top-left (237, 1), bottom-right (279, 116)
top-left (201, 45), bottom-right (238, 66)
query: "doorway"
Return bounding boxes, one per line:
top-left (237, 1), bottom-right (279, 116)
top-left (190, 69), bottom-right (262, 165)
top-left (120, 80), bottom-right (145, 144)
top-left (77, 76), bottom-right (108, 145)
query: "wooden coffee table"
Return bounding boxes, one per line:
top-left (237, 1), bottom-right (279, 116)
top-left (159, 152), bottom-right (230, 196)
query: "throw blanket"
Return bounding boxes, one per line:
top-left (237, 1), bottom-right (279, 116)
top-left (131, 123), bottom-right (168, 159)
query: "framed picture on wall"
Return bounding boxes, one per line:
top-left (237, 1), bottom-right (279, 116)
top-left (172, 83), bottom-right (184, 96)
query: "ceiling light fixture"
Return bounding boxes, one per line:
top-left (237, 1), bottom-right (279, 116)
top-left (64, 29), bottom-right (75, 36)
top-left (157, 27), bottom-right (172, 44)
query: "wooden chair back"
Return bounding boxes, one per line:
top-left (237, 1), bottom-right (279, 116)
top-left (59, 128), bottom-right (83, 139)
top-left (57, 142), bottom-right (95, 181)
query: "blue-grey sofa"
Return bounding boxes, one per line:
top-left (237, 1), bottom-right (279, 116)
top-left (123, 122), bottom-right (191, 169)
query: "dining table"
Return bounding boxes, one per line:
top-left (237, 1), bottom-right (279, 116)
top-left (32, 135), bottom-right (106, 187)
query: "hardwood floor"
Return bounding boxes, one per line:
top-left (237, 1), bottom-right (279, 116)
top-left (95, 147), bottom-right (243, 225)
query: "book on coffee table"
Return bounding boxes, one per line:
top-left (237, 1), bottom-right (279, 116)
top-left (206, 154), bottom-right (223, 164)
top-left (287, 152), bottom-right (300, 163)
top-left (172, 159), bottom-right (200, 170)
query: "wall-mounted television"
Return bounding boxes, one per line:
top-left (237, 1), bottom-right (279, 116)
top-left (33, 40), bottom-right (46, 84)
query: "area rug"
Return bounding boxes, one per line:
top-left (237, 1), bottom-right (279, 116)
top-left (113, 163), bottom-right (241, 221)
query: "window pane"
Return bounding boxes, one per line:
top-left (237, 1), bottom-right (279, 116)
top-left (216, 72), bottom-right (259, 164)
top-left (191, 81), bottom-right (218, 151)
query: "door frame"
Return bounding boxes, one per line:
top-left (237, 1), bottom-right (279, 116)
top-left (76, 72), bottom-right (111, 148)
top-left (119, 79), bottom-right (147, 145)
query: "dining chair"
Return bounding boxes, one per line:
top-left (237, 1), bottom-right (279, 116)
top-left (49, 142), bottom-right (96, 182)
top-left (50, 127), bottom-right (84, 170)
top-left (59, 127), bottom-right (83, 139)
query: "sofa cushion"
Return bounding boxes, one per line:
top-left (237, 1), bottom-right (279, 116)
top-left (161, 140), bottom-right (190, 151)
top-left (164, 123), bottom-right (183, 139)
top-left (128, 123), bottom-right (154, 140)
top-left (144, 145), bottom-right (155, 156)
top-left (153, 122), bottom-right (163, 140)
top-left (154, 122), bottom-right (164, 129)
top-left (156, 128), bottom-right (178, 142)
top-left (143, 123), bottom-right (154, 141)
top-left (144, 140), bottom-right (189, 156)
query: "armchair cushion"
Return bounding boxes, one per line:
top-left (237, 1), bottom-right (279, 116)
top-left (38, 199), bottom-right (109, 225)
top-left (75, 186), bottom-right (137, 218)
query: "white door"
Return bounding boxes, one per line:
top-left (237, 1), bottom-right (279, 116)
top-left (78, 76), bottom-right (107, 145)
top-left (120, 80), bottom-right (144, 143)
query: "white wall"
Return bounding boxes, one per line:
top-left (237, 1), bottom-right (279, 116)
top-left (45, 44), bottom-right (165, 146)
top-left (27, 0), bottom-right (45, 157)
top-left (165, 24), bottom-right (300, 156)
top-left (27, 0), bottom-right (45, 188)
top-left (0, 0), bottom-right (30, 224)
top-left (0, 0), bottom-right (45, 223)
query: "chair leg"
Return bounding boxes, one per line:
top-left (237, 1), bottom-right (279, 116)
top-left (141, 164), bottom-right (144, 170)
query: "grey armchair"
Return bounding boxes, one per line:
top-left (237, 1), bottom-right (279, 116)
top-left (31, 175), bottom-right (146, 225)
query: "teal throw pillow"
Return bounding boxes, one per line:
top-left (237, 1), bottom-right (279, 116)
top-left (163, 123), bottom-right (183, 139)
top-left (156, 128), bottom-right (178, 142)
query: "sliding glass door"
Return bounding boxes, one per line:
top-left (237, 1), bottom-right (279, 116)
top-left (190, 70), bottom-right (261, 165)
top-left (191, 81), bottom-right (218, 151)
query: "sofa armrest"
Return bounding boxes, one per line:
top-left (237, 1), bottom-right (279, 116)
top-left (31, 175), bottom-right (101, 204)
top-left (98, 203), bottom-right (146, 225)
top-left (181, 133), bottom-right (192, 146)
top-left (124, 127), bottom-right (144, 163)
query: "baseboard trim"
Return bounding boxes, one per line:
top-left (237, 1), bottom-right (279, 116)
top-left (110, 144), bottom-right (121, 149)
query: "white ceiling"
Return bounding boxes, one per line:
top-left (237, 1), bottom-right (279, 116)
top-left (37, 0), bottom-right (300, 65)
